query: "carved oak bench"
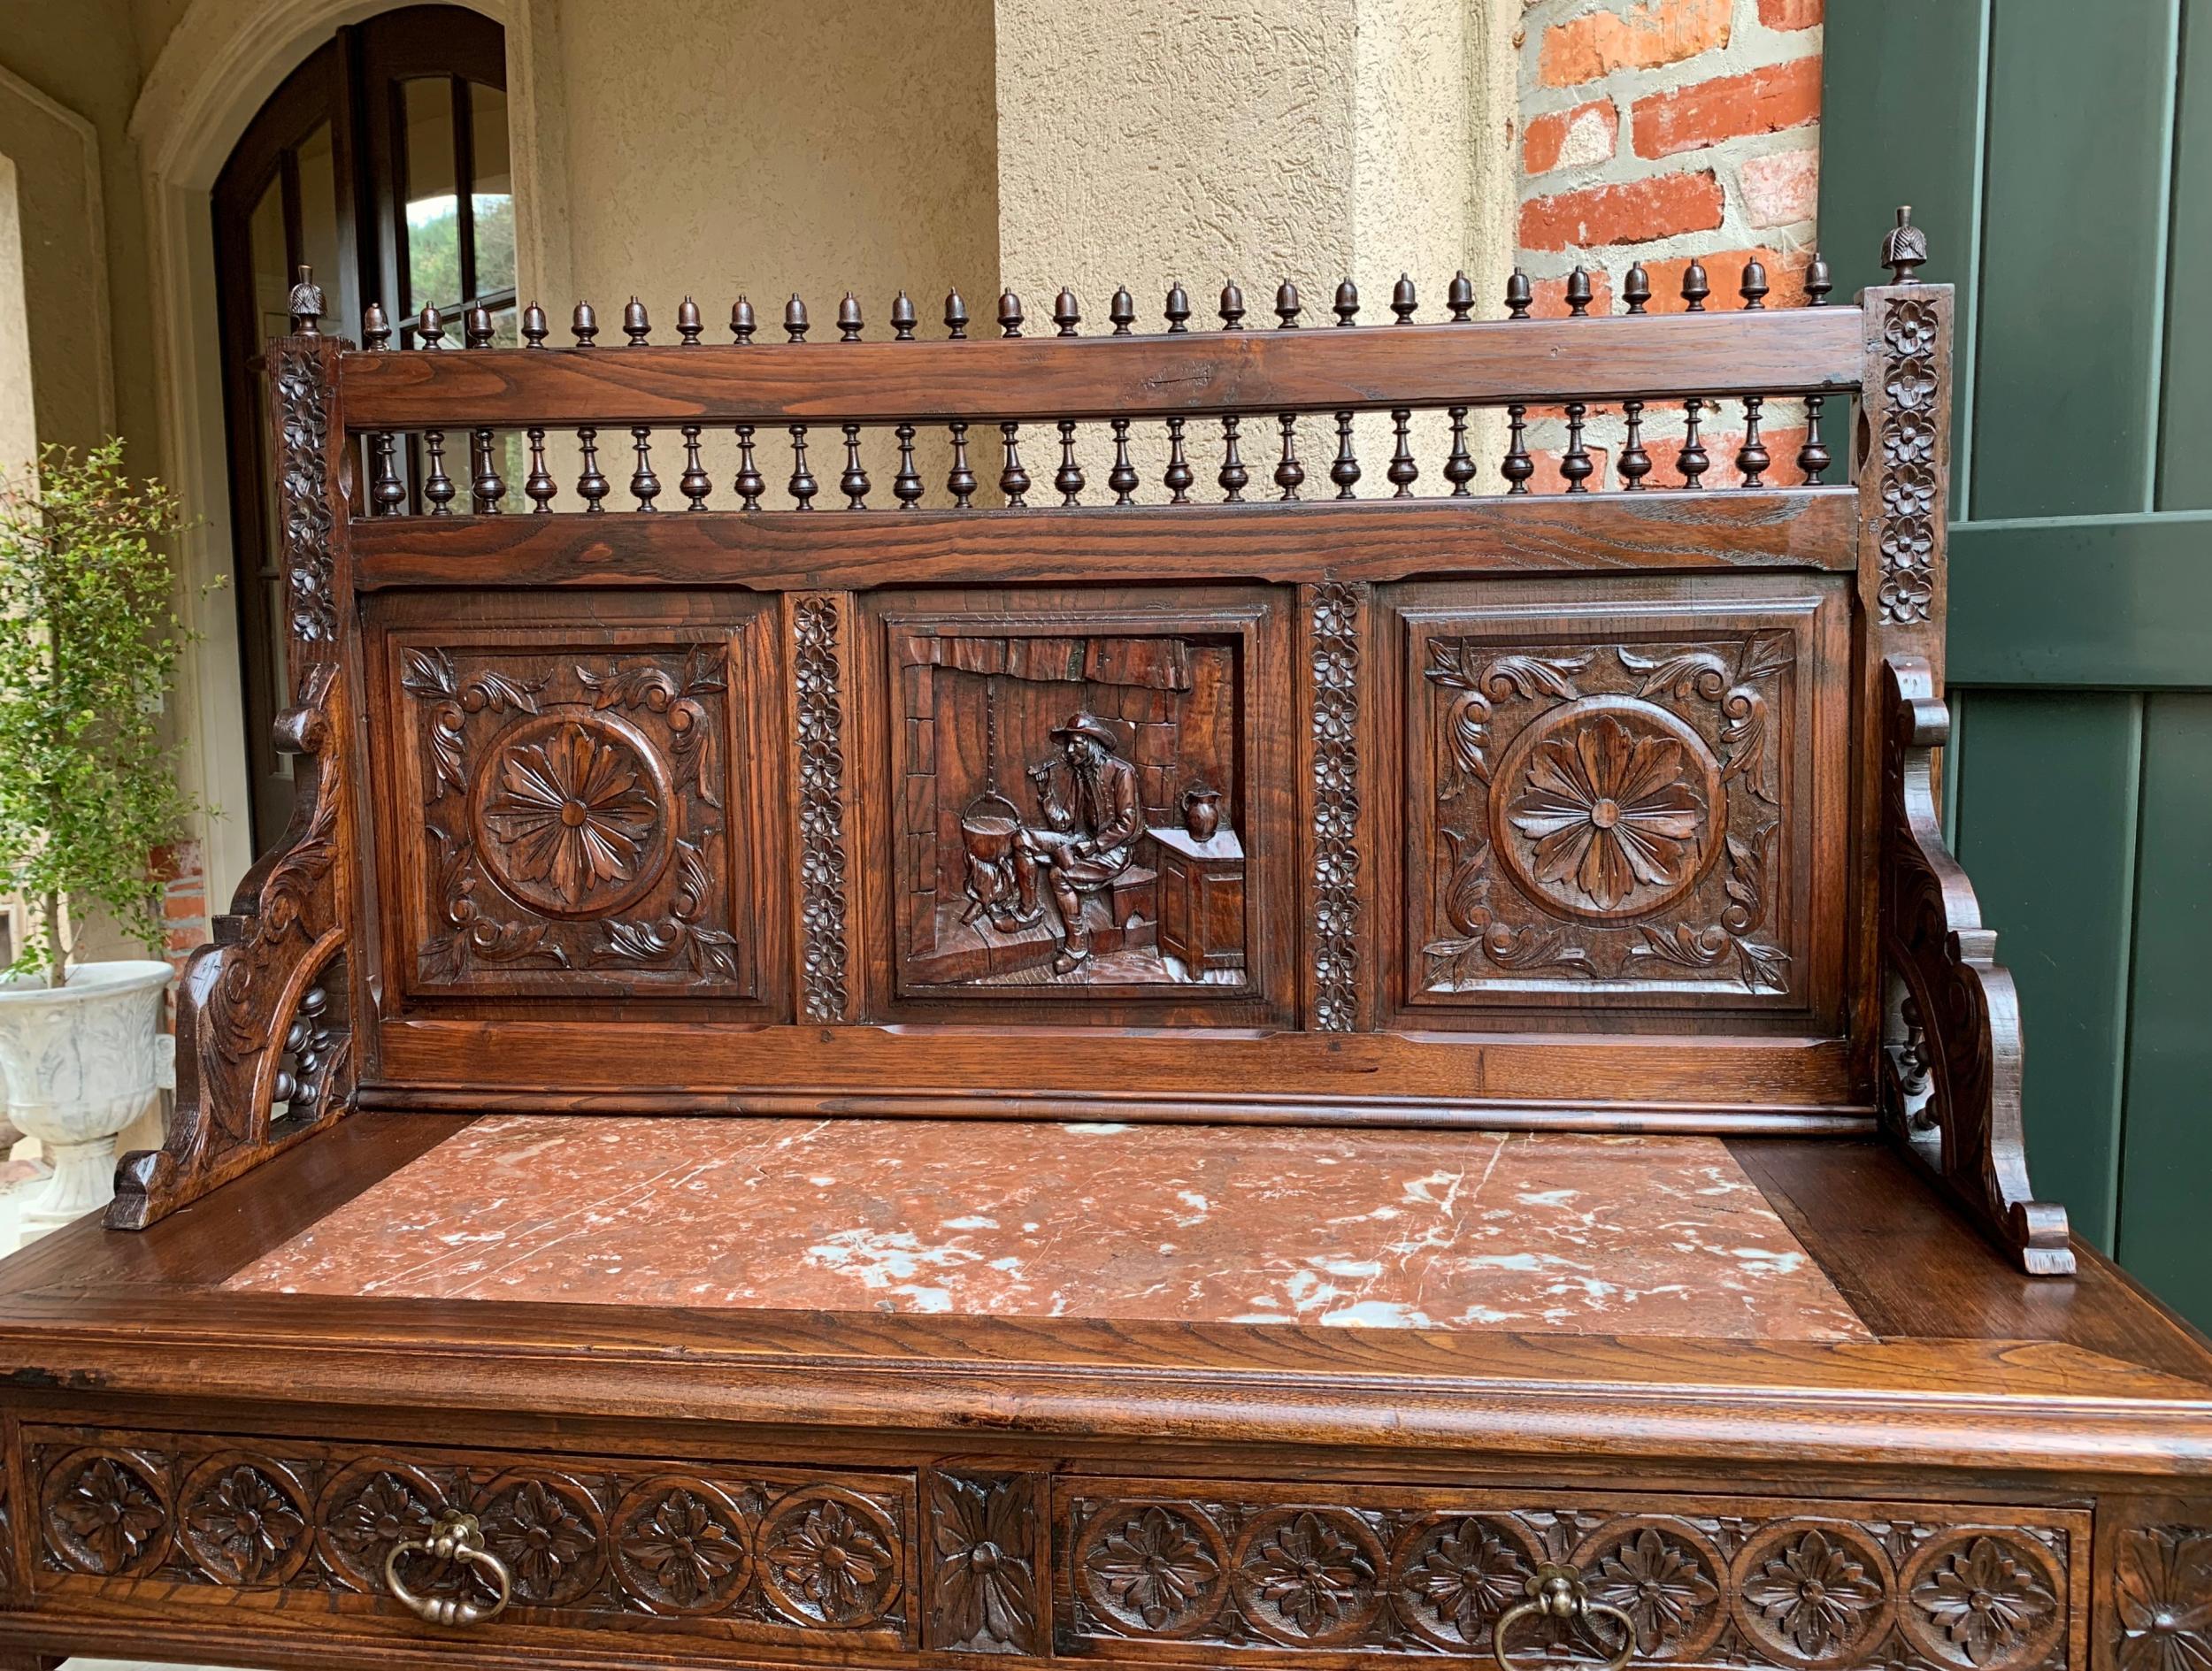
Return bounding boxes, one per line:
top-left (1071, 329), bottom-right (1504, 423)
top-left (0, 211), bottom-right (2204, 1671)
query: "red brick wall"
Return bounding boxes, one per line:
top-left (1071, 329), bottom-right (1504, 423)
top-left (1514, 0), bottom-right (1823, 487)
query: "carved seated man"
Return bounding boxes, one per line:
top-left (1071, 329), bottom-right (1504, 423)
top-left (1015, 712), bottom-right (1141, 975)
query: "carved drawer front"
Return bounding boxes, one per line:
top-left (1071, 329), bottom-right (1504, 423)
top-left (22, 1428), bottom-right (918, 1649)
top-left (1395, 576), bottom-right (1849, 1022)
top-left (1055, 1479), bottom-right (2089, 1671)
top-left (862, 585), bottom-right (1295, 1023)
top-left (367, 592), bottom-right (784, 1006)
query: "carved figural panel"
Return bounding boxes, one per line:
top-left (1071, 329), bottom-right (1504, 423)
top-left (876, 590), bottom-right (1288, 1010)
top-left (1402, 582), bottom-right (1845, 1013)
top-left (1056, 1483), bottom-right (2085, 1671)
top-left (28, 1431), bottom-right (914, 1645)
top-left (382, 613), bottom-right (765, 999)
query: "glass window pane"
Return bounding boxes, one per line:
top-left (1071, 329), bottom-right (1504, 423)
top-left (294, 120), bottom-right (342, 313)
top-left (402, 75), bottom-right (458, 310)
top-left (469, 82), bottom-right (515, 297)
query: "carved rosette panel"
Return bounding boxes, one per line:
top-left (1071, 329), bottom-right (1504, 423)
top-left (2112, 1522), bottom-right (2212, 1671)
top-left (1309, 582), bottom-right (1363, 1031)
top-left (398, 640), bottom-right (744, 993)
top-left (1414, 623), bottom-right (1801, 1000)
top-left (926, 1471), bottom-right (1045, 1654)
top-left (793, 594), bottom-right (851, 1021)
top-left (1875, 295), bottom-right (1943, 626)
top-left (26, 1432), bottom-right (912, 1644)
top-left (1058, 1488), bottom-right (2078, 1671)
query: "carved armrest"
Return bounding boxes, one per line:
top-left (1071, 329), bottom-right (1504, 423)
top-left (108, 664), bottom-right (355, 1230)
top-left (1879, 655), bottom-right (2072, 1276)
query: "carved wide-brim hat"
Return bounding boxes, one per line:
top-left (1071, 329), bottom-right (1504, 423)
top-left (1048, 712), bottom-right (1119, 751)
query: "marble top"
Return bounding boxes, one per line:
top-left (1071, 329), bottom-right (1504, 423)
top-left (224, 1116), bottom-right (1870, 1341)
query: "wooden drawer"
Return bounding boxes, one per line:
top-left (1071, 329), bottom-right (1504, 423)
top-left (14, 1429), bottom-right (2092, 1671)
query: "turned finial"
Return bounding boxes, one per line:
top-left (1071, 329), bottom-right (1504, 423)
top-left (836, 292), bottom-right (864, 341)
top-left (891, 291), bottom-right (918, 340)
top-left (1164, 280), bottom-right (1190, 333)
top-left (1276, 280), bottom-right (1301, 327)
top-left (998, 288), bottom-right (1024, 337)
top-left (362, 300), bottom-right (391, 350)
top-left (1504, 269), bottom-right (1532, 320)
top-left (1110, 286), bottom-right (1135, 334)
top-left (1565, 266), bottom-right (1593, 318)
top-left (784, 294), bottom-right (810, 341)
top-left (1622, 263), bottom-right (1650, 315)
top-left (676, 295), bottom-right (702, 344)
top-left (944, 288), bottom-right (969, 339)
top-left (1681, 258), bottom-right (1710, 312)
top-left (1740, 257), bottom-right (1770, 310)
top-left (417, 302), bottom-right (445, 348)
top-left (623, 295), bottom-right (650, 345)
top-left (1219, 280), bottom-right (1246, 329)
top-left (465, 303), bottom-right (495, 348)
top-left (288, 264), bottom-right (324, 334)
top-left (571, 302), bottom-right (597, 347)
top-left (519, 301), bottom-right (547, 348)
top-left (732, 296), bottom-right (757, 343)
top-left (1804, 251), bottom-right (1833, 306)
top-left (1391, 272), bottom-right (1417, 324)
top-left (1882, 205), bottom-right (1928, 284)
top-left (1333, 279), bottom-right (1359, 326)
top-left (1054, 286), bottom-right (1080, 335)
top-left (1447, 269), bottom-right (1474, 323)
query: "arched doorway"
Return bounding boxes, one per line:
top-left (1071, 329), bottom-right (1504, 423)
top-left (212, 4), bottom-right (512, 851)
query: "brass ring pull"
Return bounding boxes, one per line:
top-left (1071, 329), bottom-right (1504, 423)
top-left (1493, 1564), bottom-right (1636, 1671)
top-left (384, 1511), bottom-right (511, 1627)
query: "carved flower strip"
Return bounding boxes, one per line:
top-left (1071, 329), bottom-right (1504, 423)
top-left (1509, 716), bottom-right (1703, 912)
top-left (482, 723), bottom-right (658, 905)
top-left (1085, 1504), bottom-right (1222, 1632)
top-left (1909, 1536), bottom-right (2057, 1667)
top-left (2116, 1526), bottom-right (2212, 1671)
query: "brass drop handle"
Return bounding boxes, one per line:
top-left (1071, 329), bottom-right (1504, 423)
top-left (1493, 1564), bottom-right (1636, 1671)
top-left (384, 1511), bottom-right (511, 1627)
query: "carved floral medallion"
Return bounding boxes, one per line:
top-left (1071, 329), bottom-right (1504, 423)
top-left (1076, 1501), bottom-right (1230, 1635)
top-left (42, 1451), bottom-right (170, 1577)
top-left (315, 1460), bottom-right (447, 1591)
top-left (177, 1458), bottom-right (311, 1586)
top-left (760, 1489), bottom-right (903, 1629)
top-left (1576, 1517), bottom-right (1728, 1660)
top-left (1417, 623), bottom-right (1799, 999)
top-left (2116, 1524), bottom-right (2212, 1671)
top-left (612, 1476), bottom-right (751, 1614)
top-left (1391, 1513), bottom-right (1545, 1649)
top-left (1231, 1506), bottom-right (1386, 1644)
top-left (1901, 1529), bottom-right (2063, 1671)
top-left (398, 639), bottom-right (744, 992)
top-left (475, 1472), bottom-right (605, 1607)
top-left (1730, 1520), bottom-right (1895, 1667)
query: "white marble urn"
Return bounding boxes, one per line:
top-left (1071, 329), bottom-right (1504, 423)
top-left (0, 961), bottom-right (173, 1240)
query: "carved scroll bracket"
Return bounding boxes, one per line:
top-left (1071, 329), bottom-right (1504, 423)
top-left (111, 664), bottom-right (356, 1230)
top-left (1879, 656), bottom-right (2070, 1276)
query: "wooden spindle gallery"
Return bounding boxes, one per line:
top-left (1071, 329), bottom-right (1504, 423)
top-left (0, 208), bottom-right (2204, 1671)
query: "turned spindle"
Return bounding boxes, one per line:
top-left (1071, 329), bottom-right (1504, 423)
top-left (680, 425), bottom-right (710, 509)
top-left (577, 428), bottom-right (609, 510)
top-left (999, 421), bottom-right (1029, 505)
top-left (892, 292), bottom-right (918, 341)
top-left (1623, 264), bottom-right (1651, 315)
top-left (1736, 396), bottom-right (1770, 487)
top-left (1561, 402), bottom-right (1593, 493)
top-left (948, 421), bottom-right (976, 506)
top-left (1219, 280), bottom-right (1246, 330)
top-left (1054, 288), bottom-right (1080, 336)
top-left (1387, 409), bottom-right (1417, 496)
top-left (423, 429), bottom-right (454, 514)
top-left (998, 290), bottom-right (1024, 338)
top-left (1740, 257), bottom-right (1770, 310)
top-left (1056, 419), bottom-right (1085, 505)
top-left (1164, 417), bottom-right (1194, 502)
top-left (470, 427), bottom-right (503, 513)
top-left (1165, 281), bottom-right (1191, 333)
top-left (677, 296), bottom-right (703, 345)
top-left (1502, 404), bottom-right (1533, 494)
top-left (524, 428), bottom-right (556, 512)
top-left (838, 293), bottom-right (864, 341)
top-left (734, 425), bottom-right (764, 510)
top-left (1619, 401), bottom-right (1651, 491)
top-left (785, 295), bottom-right (810, 342)
top-left (572, 301), bottom-right (597, 347)
top-left (894, 424), bottom-right (924, 507)
top-left (1799, 397), bottom-right (1832, 485)
top-left (789, 425), bottom-right (818, 508)
top-left (944, 289), bottom-right (969, 340)
top-left (1565, 267), bottom-right (1594, 318)
top-left (623, 296), bottom-right (650, 346)
top-left (1444, 407), bottom-right (1475, 496)
top-left (1276, 280), bottom-right (1301, 327)
top-left (840, 424), bottom-right (869, 508)
top-left (1276, 414), bottom-right (1303, 500)
top-left (1678, 398), bottom-right (1709, 487)
top-left (1110, 287), bottom-right (1135, 335)
top-left (1219, 414), bottom-right (1248, 502)
top-left (1109, 419), bottom-right (1138, 503)
top-left (1333, 280), bottom-right (1359, 326)
top-left (364, 303), bottom-right (404, 516)
top-left (1331, 411), bottom-right (1360, 498)
top-left (1504, 269), bottom-right (1532, 320)
top-left (630, 426), bottom-right (661, 510)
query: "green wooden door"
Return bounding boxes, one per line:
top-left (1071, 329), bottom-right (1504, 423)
top-left (1825, 0), bottom-right (2212, 1324)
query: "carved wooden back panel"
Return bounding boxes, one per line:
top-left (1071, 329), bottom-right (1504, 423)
top-left (116, 224), bottom-right (2071, 1275)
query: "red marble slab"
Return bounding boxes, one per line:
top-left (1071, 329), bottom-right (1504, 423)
top-left (224, 1116), bottom-right (1870, 1340)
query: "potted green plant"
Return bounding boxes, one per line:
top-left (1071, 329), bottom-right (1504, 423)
top-left (0, 441), bottom-right (201, 1237)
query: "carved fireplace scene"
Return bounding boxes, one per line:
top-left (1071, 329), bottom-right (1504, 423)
top-left (889, 622), bottom-right (1248, 993)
